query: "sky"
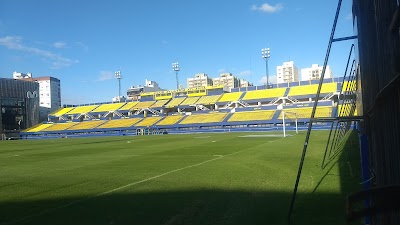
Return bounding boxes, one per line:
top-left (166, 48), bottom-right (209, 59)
top-left (0, 0), bottom-right (354, 105)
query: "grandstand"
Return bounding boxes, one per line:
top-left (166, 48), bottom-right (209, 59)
top-left (21, 80), bottom-right (345, 139)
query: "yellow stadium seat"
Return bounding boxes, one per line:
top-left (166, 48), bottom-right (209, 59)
top-left (98, 118), bottom-right (142, 128)
top-left (228, 110), bottom-right (275, 122)
top-left (196, 95), bottom-right (221, 105)
top-left (165, 98), bottom-right (186, 108)
top-left (179, 113), bottom-right (228, 124)
top-left (288, 83), bottom-right (337, 96)
top-left (49, 107), bottom-right (73, 117)
top-left (218, 92), bottom-right (243, 102)
top-left (43, 122), bottom-right (78, 131)
top-left (278, 107), bottom-right (333, 119)
top-left (67, 120), bottom-right (105, 130)
top-left (341, 81), bottom-right (356, 92)
top-left (150, 100), bottom-right (168, 108)
top-left (24, 123), bottom-right (54, 132)
top-left (119, 102), bottom-right (139, 111)
top-left (133, 101), bottom-right (156, 109)
top-left (180, 97), bottom-right (200, 105)
top-left (242, 88), bottom-right (286, 100)
top-left (337, 104), bottom-right (358, 116)
top-left (135, 117), bottom-right (162, 127)
top-left (91, 103), bottom-right (125, 112)
top-left (156, 115), bottom-right (184, 125)
top-left (66, 105), bottom-right (99, 114)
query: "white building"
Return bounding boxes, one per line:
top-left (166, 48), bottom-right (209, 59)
top-left (187, 73), bottom-right (213, 89)
top-left (239, 79), bottom-right (254, 87)
top-left (127, 79), bottom-right (164, 100)
top-left (212, 73), bottom-right (240, 89)
top-left (13, 73), bottom-right (61, 120)
top-left (276, 61), bottom-right (299, 83)
top-left (301, 64), bottom-right (333, 81)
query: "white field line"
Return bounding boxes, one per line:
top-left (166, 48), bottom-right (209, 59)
top-left (6, 144), bottom-right (262, 225)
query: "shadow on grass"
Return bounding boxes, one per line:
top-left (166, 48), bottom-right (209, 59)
top-left (1, 189), bottom-right (350, 225)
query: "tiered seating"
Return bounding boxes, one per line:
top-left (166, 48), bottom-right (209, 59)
top-left (67, 120), bottom-right (105, 130)
top-left (66, 105), bottom-right (98, 114)
top-left (98, 118), bottom-right (142, 129)
top-left (217, 92), bottom-right (243, 102)
top-left (119, 102), bottom-right (139, 111)
top-left (135, 117), bottom-right (162, 127)
top-left (24, 123), bottom-right (54, 132)
top-left (91, 103), bottom-right (125, 112)
top-left (278, 107), bottom-right (333, 119)
top-left (180, 97), bottom-right (199, 105)
top-left (165, 98), bottom-right (186, 108)
top-left (156, 115), bottom-right (184, 125)
top-left (132, 101), bottom-right (155, 109)
top-left (242, 88), bottom-right (286, 100)
top-left (196, 95), bottom-right (221, 105)
top-left (43, 122), bottom-right (78, 131)
top-left (179, 113), bottom-right (228, 124)
top-left (150, 100), bottom-right (168, 108)
top-left (288, 83), bottom-right (337, 96)
top-left (49, 107), bottom-right (73, 117)
top-left (228, 110), bottom-right (275, 122)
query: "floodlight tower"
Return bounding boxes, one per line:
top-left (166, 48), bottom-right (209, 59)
top-left (172, 62), bottom-right (180, 90)
top-left (115, 70), bottom-right (122, 102)
top-left (262, 48), bottom-right (271, 88)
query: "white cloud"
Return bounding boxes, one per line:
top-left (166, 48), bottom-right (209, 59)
top-left (0, 36), bottom-right (78, 69)
top-left (53, 41), bottom-right (67, 48)
top-left (98, 71), bottom-right (114, 81)
top-left (218, 68), bottom-right (227, 73)
top-left (76, 41), bottom-right (89, 52)
top-left (345, 13), bottom-right (352, 21)
top-left (251, 3), bottom-right (283, 14)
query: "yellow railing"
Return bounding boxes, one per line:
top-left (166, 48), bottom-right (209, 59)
top-left (242, 88), bottom-right (286, 100)
top-left (218, 92), bottom-right (243, 102)
top-left (135, 117), bottom-right (162, 127)
top-left (91, 103), bottom-right (125, 112)
top-left (179, 113), bottom-right (228, 124)
top-left (156, 115), bottom-right (184, 125)
top-left (98, 118), bottom-right (142, 128)
top-left (228, 110), bottom-right (275, 122)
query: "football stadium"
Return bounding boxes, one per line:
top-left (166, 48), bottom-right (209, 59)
top-left (1, 0), bottom-right (400, 225)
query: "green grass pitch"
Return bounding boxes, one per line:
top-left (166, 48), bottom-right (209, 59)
top-left (0, 131), bottom-right (361, 225)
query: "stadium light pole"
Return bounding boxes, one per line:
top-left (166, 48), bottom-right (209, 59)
top-left (262, 48), bottom-right (271, 88)
top-left (172, 62), bottom-right (180, 90)
top-left (115, 70), bottom-right (122, 102)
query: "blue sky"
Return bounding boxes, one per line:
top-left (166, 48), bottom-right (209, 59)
top-left (0, 0), bottom-right (354, 105)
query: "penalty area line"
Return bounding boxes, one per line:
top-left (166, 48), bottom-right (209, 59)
top-left (7, 148), bottom-right (248, 225)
